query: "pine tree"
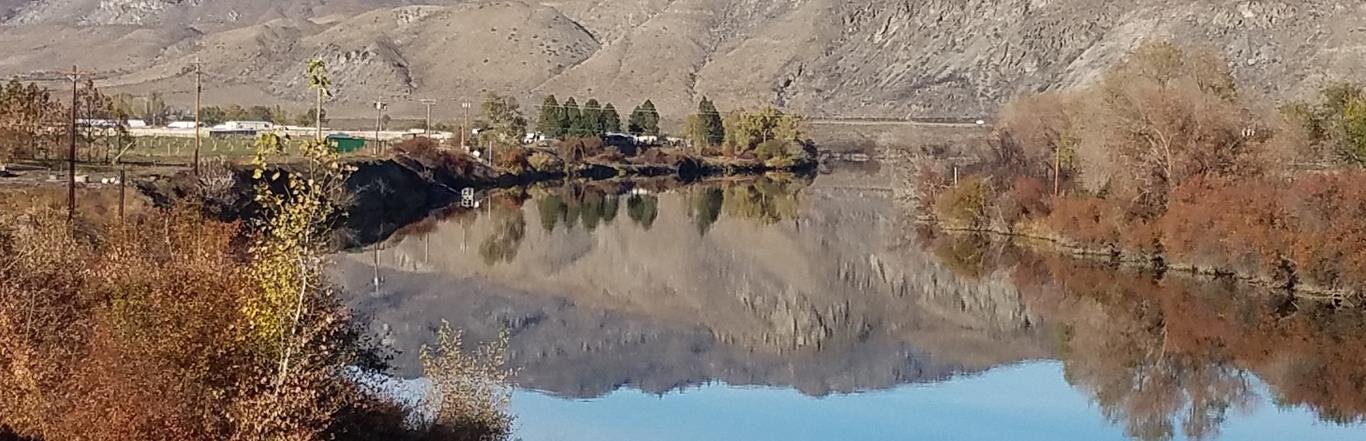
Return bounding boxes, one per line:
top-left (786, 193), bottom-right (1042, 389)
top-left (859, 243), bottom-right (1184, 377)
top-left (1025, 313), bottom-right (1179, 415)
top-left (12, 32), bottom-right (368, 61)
top-left (602, 103), bottom-right (622, 133)
top-left (699, 97), bottom-right (724, 146)
top-left (580, 99), bottom-right (603, 136)
top-left (640, 100), bottom-right (660, 136)
top-left (562, 97), bottom-right (581, 138)
top-left (537, 95), bottom-right (565, 138)
top-left (627, 104), bottom-right (645, 135)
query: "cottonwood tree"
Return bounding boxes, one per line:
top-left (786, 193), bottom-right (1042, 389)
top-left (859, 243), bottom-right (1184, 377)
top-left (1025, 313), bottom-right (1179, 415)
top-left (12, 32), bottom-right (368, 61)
top-left (1083, 42), bottom-right (1266, 210)
top-left (994, 91), bottom-right (1081, 196)
top-left (1279, 82), bottom-right (1366, 165)
top-left (0, 80), bottom-right (65, 165)
top-left (306, 58), bottom-right (332, 140)
top-left (684, 114), bottom-right (708, 152)
top-left (722, 106), bottom-right (803, 152)
top-left (73, 79), bottom-right (127, 163)
top-left (479, 93), bottom-right (527, 144)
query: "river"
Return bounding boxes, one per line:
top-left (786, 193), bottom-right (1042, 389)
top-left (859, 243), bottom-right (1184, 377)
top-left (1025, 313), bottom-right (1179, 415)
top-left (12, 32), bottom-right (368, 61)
top-left (331, 167), bottom-right (1366, 441)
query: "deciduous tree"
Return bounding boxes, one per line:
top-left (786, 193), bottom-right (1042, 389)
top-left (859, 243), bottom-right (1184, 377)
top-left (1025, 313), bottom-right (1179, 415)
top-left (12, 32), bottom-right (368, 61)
top-left (479, 93), bottom-right (528, 145)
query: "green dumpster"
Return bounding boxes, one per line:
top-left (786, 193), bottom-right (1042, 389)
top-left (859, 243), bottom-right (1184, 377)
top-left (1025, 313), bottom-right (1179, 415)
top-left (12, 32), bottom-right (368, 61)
top-left (327, 135), bottom-right (367, 153)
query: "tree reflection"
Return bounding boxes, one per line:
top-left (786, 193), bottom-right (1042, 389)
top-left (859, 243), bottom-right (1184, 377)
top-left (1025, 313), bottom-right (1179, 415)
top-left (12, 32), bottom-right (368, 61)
top-left (922, 234), bottom-right (1366, 440)
top-left (536, 194), bottom-right (567, 232)
top-left (626, 194), bottom-right (659, 230)
top-left (533, 187), bottom-right (621, 233)
top-left (688, 187), bottom-right (724, 235)
top-left (479, 195), bottom-right (527, 265)
top-left (721, 178), bottom-right (802, 225)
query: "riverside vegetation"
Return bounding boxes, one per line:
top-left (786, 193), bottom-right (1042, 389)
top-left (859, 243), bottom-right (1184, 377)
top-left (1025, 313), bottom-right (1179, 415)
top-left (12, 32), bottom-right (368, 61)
top-left (911, 41), bottom-right (1366, 301)
top-left (0, 60), bottom-right (516, 441)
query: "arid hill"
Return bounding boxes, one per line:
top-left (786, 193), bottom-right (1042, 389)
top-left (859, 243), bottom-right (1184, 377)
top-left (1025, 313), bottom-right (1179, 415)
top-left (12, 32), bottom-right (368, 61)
top-left (2, 0), bottom-right (1363, 119)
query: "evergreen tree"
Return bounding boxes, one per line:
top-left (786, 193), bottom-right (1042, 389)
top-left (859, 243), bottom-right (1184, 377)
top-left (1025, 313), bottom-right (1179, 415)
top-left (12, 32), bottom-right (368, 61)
top-left (579, 99), bottom-right (603, 136)
top-left (699, 97), bottom-right (724, 146)
top-left (562, 97), bottom-right (581, 137)
top-left (602, 103), bottom-right (622, 133)
top-left (627, 104), bottom-right (646, 135)
top-left (537, 95), bottom-right (565, 138)
top-left (640, 100), bottom-right (660, 136)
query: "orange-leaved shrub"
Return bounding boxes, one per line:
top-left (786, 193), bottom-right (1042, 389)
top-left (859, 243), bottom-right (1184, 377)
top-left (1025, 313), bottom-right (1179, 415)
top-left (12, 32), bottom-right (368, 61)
top-left (1158, 171), bottom-right (1366, 290)
top-left (0, 207), bottom-right (263, 440)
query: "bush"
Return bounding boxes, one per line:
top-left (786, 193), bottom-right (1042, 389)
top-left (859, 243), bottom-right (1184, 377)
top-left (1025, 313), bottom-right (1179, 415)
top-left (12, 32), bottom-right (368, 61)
top-left (527, 151), bottom-right (564, 174)
top-left (491, 146), bottom-right (531, 172)
top-left (999, 175), bottom-right (1050, 227)
top-left (555, 137), bottom-right (606, 163)
top-left (933, 176), bottom-right (993, 227)
top-left (1043, 195), bottom-right (1128, 246)
top-left (392, 136), bottom-right (490, 179)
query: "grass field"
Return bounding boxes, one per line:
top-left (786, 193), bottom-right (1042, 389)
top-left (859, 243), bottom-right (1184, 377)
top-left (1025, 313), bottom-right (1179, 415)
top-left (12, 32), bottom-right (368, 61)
top-left (120, 136), bottom-right (258, 162)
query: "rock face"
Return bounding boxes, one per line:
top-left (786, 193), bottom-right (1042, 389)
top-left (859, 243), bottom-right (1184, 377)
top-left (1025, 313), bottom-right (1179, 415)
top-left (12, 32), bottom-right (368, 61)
top-left (2, 0), bottom-right (1362, 118)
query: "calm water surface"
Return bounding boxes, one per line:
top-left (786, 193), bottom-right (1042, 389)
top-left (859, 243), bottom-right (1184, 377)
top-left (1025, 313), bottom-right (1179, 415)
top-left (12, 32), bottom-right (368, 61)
top-left (335, 170), bottom-right (1366, 440)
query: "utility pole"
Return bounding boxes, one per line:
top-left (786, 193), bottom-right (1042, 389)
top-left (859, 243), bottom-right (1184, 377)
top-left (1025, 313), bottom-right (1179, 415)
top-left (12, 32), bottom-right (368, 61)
top-left (420, 98), bottom-right (437, 135)
top-left (64, 65), bottom-right (89, 223)
top-left (118, 168), bottom-right (126, 222)
top-left (193, 56), bottom-right (202, 176)
top-left (373, 100), bottom-right (387, 154)
top-left (461, 101), bottom-right (471, 152)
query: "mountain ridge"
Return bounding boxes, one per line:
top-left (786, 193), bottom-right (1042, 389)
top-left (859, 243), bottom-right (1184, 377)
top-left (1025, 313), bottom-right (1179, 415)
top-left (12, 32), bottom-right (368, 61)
top-left (1, 0), bottom-right (1363, 120)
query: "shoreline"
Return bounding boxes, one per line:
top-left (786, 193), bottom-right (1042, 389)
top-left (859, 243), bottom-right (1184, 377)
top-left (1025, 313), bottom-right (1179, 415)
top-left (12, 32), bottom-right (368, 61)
top-left (928, 221), bottom-right (1357, 303)
top-left (137, 151), bottom-right (821, 248)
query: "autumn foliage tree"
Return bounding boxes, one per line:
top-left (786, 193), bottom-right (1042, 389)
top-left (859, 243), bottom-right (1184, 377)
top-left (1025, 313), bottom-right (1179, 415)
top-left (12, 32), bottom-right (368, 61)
top-left (0, 79), bottom-right (66, 165)
top-left (1082, 42), bottom-right (1267, 209)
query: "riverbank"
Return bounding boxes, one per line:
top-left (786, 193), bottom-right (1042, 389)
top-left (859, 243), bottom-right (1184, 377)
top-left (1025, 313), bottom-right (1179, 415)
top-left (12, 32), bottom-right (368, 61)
top-left (137, 141), bottom-right (819, 247)
top-left (896, 42), bottom-right (1366, 305)
top-left (913, 171), bottom-right (1366, 303)
top-left (927, 223), bottom-right (1355, 303)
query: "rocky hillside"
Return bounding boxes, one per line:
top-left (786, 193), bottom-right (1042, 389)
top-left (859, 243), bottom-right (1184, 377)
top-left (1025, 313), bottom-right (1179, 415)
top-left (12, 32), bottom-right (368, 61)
top-left (1, 0), bottom-right (1363, 119)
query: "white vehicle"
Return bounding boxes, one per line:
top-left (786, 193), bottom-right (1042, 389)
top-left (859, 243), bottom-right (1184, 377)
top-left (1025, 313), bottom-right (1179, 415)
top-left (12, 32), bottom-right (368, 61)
top-left (523, 132), bottom-right (548, 144)
top-left (126, 119), bottom-right (148, 129)
top-left (167, 121), bottom-right (198, 130)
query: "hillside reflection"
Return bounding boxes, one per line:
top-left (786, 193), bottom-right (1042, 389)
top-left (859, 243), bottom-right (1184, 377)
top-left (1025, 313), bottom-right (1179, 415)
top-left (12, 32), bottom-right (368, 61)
top-left (334, 173), bottom-right (1366, 441)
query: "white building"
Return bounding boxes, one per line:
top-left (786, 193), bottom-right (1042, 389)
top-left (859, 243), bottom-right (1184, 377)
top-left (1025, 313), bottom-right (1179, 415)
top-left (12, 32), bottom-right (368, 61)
top-left (216, 121), bottom-right (274, 131)
top-left (167, 121), bottom-right (198, 130)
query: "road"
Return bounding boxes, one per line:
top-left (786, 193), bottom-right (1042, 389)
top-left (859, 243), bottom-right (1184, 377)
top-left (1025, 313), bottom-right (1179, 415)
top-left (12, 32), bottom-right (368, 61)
top-left (806, 118), bottom-right (989, 128)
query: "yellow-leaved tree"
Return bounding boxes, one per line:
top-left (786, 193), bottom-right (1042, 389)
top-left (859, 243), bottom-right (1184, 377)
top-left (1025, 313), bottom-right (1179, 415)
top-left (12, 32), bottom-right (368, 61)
top-left (231, 58), bottom-right (361, 440)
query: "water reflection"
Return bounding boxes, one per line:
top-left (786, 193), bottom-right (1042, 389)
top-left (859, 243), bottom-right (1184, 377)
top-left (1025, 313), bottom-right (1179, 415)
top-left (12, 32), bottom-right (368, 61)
top-left (334, 172), bottom-right (1366, 440)
top-left (439, 176), bottom-right (811, 269)
top-left (922, 232), bottom-right (1366, 440)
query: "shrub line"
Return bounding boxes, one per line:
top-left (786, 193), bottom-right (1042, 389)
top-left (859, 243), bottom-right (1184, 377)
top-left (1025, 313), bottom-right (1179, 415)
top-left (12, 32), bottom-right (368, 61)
top-left (931, 222), bottom-right (1355, 303)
